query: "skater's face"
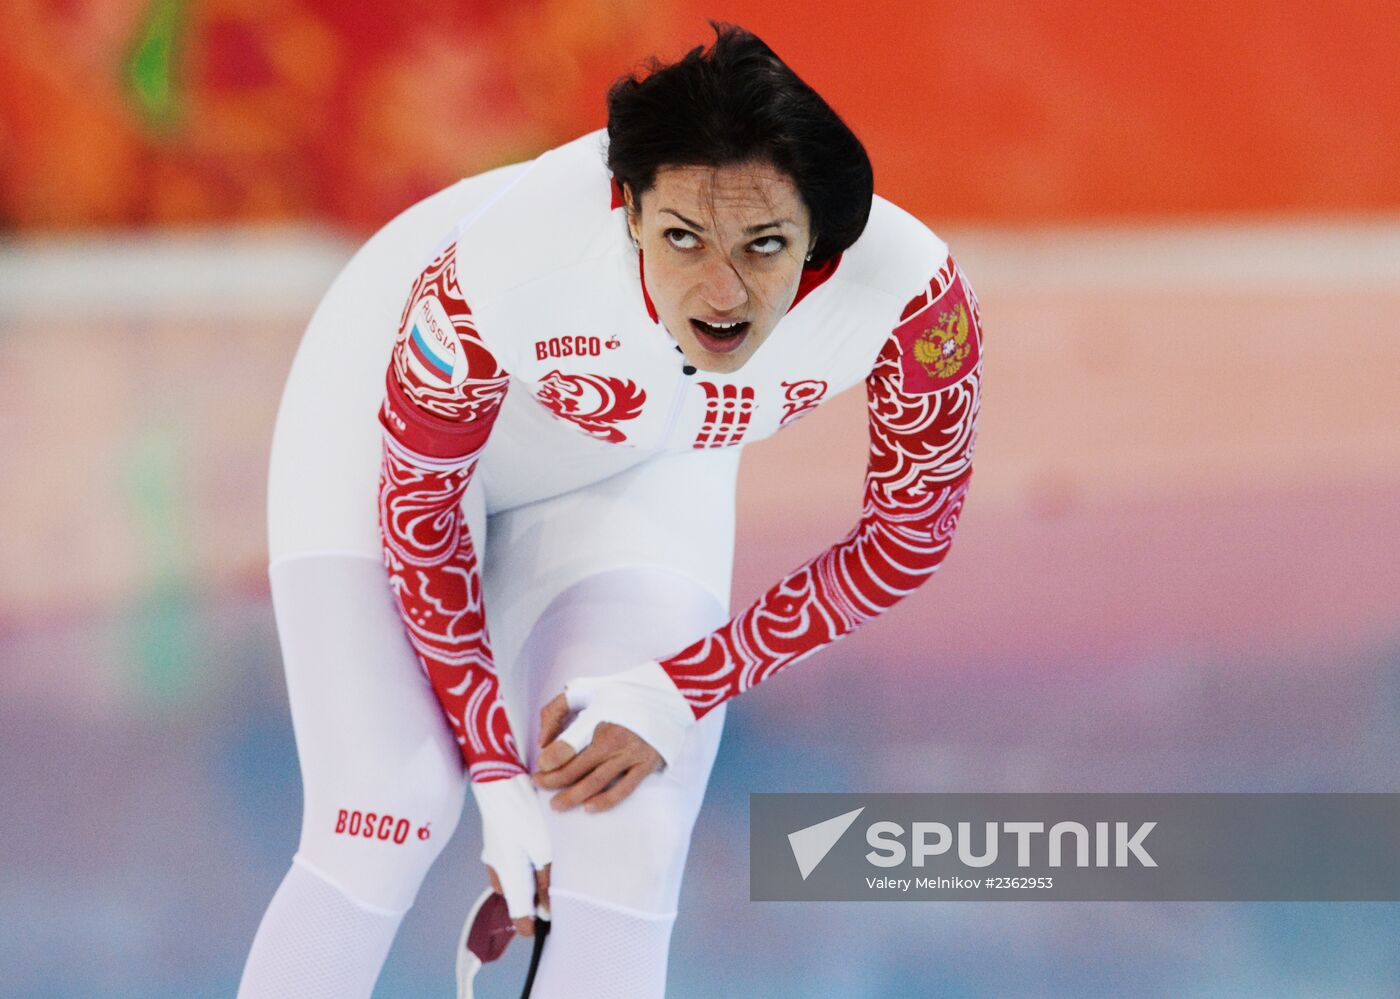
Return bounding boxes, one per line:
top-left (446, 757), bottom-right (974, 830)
top-left (625, 161), bottom-right (815, 374)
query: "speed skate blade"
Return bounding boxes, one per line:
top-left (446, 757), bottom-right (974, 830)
top-left (456, 887), bottom-right (515, 999)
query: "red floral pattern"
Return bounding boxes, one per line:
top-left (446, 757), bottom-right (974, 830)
top-left (534, 370), bottom-right (646, 443)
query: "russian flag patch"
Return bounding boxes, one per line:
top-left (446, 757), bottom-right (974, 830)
top-left (405, 294), bottom-right (466, 387)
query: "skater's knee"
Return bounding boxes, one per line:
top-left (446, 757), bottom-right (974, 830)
top-left (545, 782), bottom-right (699, 914)
top-left (296, 759), bottom-right (466, 913)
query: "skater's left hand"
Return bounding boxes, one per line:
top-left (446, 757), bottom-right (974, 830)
top-left (533, 708), bottom-right (660, 812)
top-left (532, 661), bottom-right (694, 812)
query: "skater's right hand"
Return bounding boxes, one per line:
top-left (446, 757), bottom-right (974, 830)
top-left (470, 773), bottom-right (552, 936)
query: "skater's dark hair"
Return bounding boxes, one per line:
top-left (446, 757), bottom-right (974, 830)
top-left (605, 22), bottom-right (873, 265)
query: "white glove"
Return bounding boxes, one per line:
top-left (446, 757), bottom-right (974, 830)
top-left (557, 661), bottom-right (696, 770)
top-left (469, 773), bottom-right (551, 920)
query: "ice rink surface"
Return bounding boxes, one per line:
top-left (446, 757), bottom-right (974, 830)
top-left (2, 221), bottom-right (1398, 996)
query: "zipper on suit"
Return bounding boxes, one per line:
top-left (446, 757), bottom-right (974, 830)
top-left (658, 347), bottom-right (696, 448)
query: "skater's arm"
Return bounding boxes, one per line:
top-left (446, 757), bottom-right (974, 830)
top-left (380, 239), bottom-right (552, 926)
top-left (655, 254), bottom-right (983, 715)
top-left (377, 239), bottom-right (522, 781)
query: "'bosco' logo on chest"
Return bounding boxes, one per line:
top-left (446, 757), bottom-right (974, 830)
top-left (534, 334), bottom-right (621, 360)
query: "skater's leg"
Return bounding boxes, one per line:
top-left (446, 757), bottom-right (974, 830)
top-left (238, 556), bottom-right (470, 998)
top-left (514, 569), bottom-right (729, 999)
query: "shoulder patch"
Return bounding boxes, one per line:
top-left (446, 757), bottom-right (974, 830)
top-left (892, 260), bottom-right (982, 394)
top-left (405, 293), bottom-right (468, 387)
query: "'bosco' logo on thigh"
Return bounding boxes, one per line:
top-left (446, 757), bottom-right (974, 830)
top-left (334, 808), bottom-right (429, 845)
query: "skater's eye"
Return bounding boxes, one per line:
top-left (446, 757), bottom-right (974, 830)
top-left (664, 228), bottom-right (700, 250)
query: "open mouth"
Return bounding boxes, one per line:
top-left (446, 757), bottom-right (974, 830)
top-left (689, 318), bottom-right (751, 354)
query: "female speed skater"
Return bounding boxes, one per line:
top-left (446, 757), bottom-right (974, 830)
top-left (239, 22), bottom-right (981, 998)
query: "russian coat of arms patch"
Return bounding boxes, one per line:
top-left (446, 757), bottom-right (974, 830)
top-left (894, 269), bottom-right (982, 394)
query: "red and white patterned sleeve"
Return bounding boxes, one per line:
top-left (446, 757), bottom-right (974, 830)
top-left (377, 241), bottom-right (523, 782)
top-left (658, 254), bottom-right (983, 717)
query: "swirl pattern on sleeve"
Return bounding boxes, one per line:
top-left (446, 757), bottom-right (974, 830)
top-left (658, 255), bottom-right (982, 717)
top-left (377, 242), bottom-right (522, 782)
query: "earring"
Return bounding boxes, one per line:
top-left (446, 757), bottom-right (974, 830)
top-left (805, 251), bottom-right (813, 262)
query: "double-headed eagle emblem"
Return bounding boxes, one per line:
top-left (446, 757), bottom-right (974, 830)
top-left (911, 303), bottom-right (972, 380)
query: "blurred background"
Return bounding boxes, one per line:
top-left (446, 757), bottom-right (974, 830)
top-left (3, 1), bottom-right (1399, 996)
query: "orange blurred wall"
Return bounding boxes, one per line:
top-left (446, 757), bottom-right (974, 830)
top-left (688, 1), bottom-right (1400, 224)
top-left (1, 0), bottom-right (1395, 230)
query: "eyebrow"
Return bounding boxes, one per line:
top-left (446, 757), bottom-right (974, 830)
top-left (660, 208), bottom-right (794, 234)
